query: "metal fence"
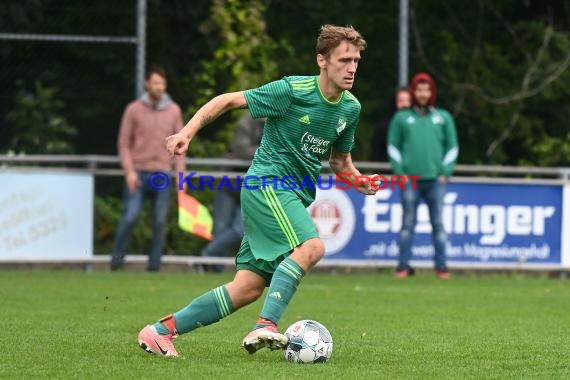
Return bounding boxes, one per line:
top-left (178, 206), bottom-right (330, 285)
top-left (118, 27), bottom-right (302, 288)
top-left (2, 154), bottom-right (570, 180)
top-left (2, 153), bottom-right (570, 210)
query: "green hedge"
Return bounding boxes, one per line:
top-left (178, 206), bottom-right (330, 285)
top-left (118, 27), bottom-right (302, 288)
top-left (93, 187), bottom-right (215, 256)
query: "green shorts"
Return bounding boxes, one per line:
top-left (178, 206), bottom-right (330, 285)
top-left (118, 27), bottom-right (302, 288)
top-left (235, 186), bottom-right (318, 284)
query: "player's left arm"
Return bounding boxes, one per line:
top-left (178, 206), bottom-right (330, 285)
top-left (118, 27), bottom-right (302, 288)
top-left (329, 148), bottom-right (379, 196)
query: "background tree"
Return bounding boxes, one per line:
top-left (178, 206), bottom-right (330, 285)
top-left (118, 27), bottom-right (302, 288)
top-left (184, 0), bottom-right (287, 158)
top-left (408, 0), bottom-right (570, 166)
top-left (6, 81), bottom-right (77, 154)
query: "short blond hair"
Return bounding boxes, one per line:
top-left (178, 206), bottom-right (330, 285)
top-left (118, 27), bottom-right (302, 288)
top-left (316, 25), bottom-right (367, 57)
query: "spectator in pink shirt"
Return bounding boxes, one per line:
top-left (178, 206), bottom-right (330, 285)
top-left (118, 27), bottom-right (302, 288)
top-left (110, 66), bottom-right (185, 272)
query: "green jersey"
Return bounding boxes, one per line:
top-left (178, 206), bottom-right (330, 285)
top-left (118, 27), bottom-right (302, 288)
top-left (243, 75), bottom-right (361, 206)
top-left (387, 107), bottom-right (458, 179)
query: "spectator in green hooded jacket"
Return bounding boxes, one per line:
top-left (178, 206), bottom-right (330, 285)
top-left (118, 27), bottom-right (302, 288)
top-left (387, 72), bottom-right (458, 279)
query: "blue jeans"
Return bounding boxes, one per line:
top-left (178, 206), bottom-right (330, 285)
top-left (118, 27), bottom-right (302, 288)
top-left (110, 171), bottom-right (171, 271)
top-left (201, 190), bottom-right (244, 272)
top-left (398, 179), bottom-right (448, 271)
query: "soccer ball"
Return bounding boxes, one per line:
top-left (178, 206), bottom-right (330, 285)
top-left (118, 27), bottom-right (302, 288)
top-left (283, 320), bottom-right (333, 364)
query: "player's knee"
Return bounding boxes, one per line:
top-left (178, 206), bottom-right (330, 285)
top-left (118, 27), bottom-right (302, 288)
top-left (241, 281), bottom-right (264, 301)
top-left (248, 285), bottom-right (264, 301)
top-left (240, 283), bottom-right (263, 304)
top-left (302, 239), bottom-right (325, 264)
top-left (226, 281), bottom-right (263, 308)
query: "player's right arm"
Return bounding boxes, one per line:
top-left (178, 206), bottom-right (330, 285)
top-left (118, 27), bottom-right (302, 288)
top-left (166, 91), bottom-right (247, 156)
top-left (167, 78), bottom-right (291, 156)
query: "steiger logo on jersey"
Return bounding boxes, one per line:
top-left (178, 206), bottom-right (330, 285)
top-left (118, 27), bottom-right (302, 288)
top-left (300, 132), bottom-right (331, 156)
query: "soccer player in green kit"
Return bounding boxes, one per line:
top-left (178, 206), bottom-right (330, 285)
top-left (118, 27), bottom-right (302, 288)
top-left (137, 24), bottom-right (379, 357)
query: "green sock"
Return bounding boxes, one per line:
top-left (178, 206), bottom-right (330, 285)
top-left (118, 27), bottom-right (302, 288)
top-left (258, 257), bottom-right (305, 327)
top-left (154, 285), bottom-right (235, 335)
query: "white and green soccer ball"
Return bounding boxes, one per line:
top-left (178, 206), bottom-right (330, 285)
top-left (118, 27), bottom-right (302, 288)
top-left (283, 320), bottom-right (333, 364)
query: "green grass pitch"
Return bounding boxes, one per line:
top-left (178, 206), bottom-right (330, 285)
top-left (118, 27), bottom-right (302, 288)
top-left (1, 271), bottom-right (569, 379)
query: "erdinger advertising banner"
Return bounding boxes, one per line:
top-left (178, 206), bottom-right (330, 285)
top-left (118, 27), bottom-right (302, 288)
top-left (0, 172), bottom-right (94, 260)
top-left (309, 182), bottom-right (563, 266)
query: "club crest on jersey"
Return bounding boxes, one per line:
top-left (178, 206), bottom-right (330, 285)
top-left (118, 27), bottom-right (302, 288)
top-left (431, 114), bottom-right (443, 124)
top-left (336, 118), bottom-right (347, 134)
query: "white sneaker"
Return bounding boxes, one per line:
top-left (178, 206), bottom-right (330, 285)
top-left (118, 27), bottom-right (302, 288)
top-left (241, 326), bottom-right (288, 354)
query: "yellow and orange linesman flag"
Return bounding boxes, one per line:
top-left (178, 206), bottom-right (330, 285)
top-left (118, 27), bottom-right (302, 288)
top-left (177, 191), bottom-right (213, 241)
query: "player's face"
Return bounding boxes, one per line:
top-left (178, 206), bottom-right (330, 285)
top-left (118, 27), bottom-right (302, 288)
top-left (320, 41), bottom-right (361, 91)
top-left (396, 91), bottom-right (412, 109)
top-left (414, 82), bottom-right (432, 107)
top-left (145, 73), bottom-right (167, 101)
